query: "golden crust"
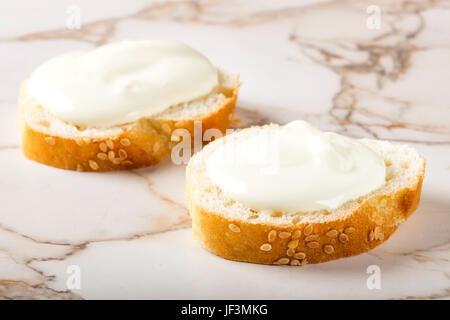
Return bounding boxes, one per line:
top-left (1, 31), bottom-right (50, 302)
top-left (185, 163), bottom-right (425, 265)
top-left (19, 83), bottom-right (238, 172)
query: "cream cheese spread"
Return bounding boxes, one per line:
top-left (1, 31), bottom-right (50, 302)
top-left (27, 40), bottom-right (218, 127)
top-left (206, 120), bottom-right (386, 212)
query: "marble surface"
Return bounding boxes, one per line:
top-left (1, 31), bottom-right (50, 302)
top-left (1, 0), bottom-right (449, 299)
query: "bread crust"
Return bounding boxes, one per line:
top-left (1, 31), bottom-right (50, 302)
top-left (186, 162), bottom-right (425, 265)
top-left (19, 83), bottom-right (238, 172)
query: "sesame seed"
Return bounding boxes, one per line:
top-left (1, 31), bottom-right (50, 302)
top-left (277, 258), bottom-right (290, 265)
top-left (229, 224), bottom-right (240, 233)
top-left (326, 229), bottom-right (338, 238)
top-left (304, 224), bottom-right (314, 236)
top-left (123, 160), bottom-right (133, 166)
top-left (292, 230), bottom-right (302, 239)
top-left (89, 160), bottom-right (99, 170)
top-left (82, 138), bottom-right (91, 144)
top-left (279, 232), bottom-right (291, 239)
top-left (306, 241), bottom-right (319, 249)
top-left (286, 248), bottom-right (295, 256)
top-left (294, 252), bottom-right (306, 260)
top-left (288, 239), bottom-right (299, 249)
top-left (324, 244), bottom-right (334, 254)
top-left (374, 226), bottom-right (384, 241)
top-left (305, 234), bottom-right (319, 242)
top-left (260, 243), bottom-right (272, 251)
top-left (369, 230), bottom-right (375, 241)
top-left (75, 138), bottom-right (83, 146)
top-left (106, 140), bottom-right (114, 149)
top-left (268, 230), bottom-right (277, 242)
top-left (97, 153), bottom-right (107, 160)
top-left (108, 151), bottom-right (115, 162)
top-left (76, 164), bottom-right (83, 172)
top-left (118, 149), bottom-right (127, 160)
top-left (290, 259), bottom-right (300, 266)
top-left (99, 142), bottom-right (108, 152)
top-left (339, 233), bottom-right (349, 243)
top-left (45, 137), bottom-right (55, 145)
top-left (120, 138), bottom-right (131, 146)
top-left (301, 259), bottom-right (308, 266)
top-left (344, 227), bottom-right (356, 234)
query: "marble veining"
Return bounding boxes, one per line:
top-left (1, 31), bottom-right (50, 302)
top-left (0, 0), bottom-right (449, 299)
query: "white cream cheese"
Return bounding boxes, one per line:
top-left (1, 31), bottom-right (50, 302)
top-left (206, 120), bottom-right (386, 212)
top-left (27, 40), bottom-right (218, 127)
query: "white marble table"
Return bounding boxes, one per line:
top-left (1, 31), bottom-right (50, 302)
top-left (1, 0), bottom-right (449, 299)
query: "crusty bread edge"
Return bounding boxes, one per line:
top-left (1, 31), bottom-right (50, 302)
top-left (18, 83), bottom-right (239, 172)
top-left (185, 158), bottom-right (425, 266)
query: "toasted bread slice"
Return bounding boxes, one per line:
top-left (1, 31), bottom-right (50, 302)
top-left (19, 69), bottom-right (239, 171)
top-left (186, 124), bottom-right (426, 265)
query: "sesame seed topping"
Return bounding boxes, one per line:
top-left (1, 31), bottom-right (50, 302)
top-left (106, 140), bottom-right (114, 149)
top-left (344, 227), bottom-right (356, 234)
top-left (288, 239), bottom-right (299, 249)
top-left (82, 138), bottom-right (91, 144)
top-left (279, 232), bottom-right (291, 239)
top-left (88, 160), bottom-right (99, 170)
top-left (324, 244), bottom-right (334, 254)
top-left (108, 151), bottom-right (115, 162)
top-left (292, 230), bottom-right (302, 239)
top-left (339, 233), bottom-right (349, 243)
top-left (301, 259), bottom-right (308, 266)
top-left (123, 160), bottom-right (133, 166)
top-left (229, 224), bottom-right (240, 233)
top-left (286, 248), bottom-right (295, 256)
top-left (120, 138), bottom-right (131, 146)
top-left (76, 164), bottom-right (83, 172)
top-left (118, 149), bottom-right (127, 160)
top-left (373, 226), bottom-right (384, 241)
top-left (306, 241), bottom-right (319, 249)
top-left (369, 230), bottom-right (375, 241)
top-left (44, 137), bottom-right (55, 145)
top-left (268, 230), bottom-right (277, 242)
top-left (97, 153), bottom-right (107, 160)
top-left (294, 252), bottom-right (306, 260)
top-left (290, 259), bottom-right (300, 266)
top-left (276, 258), bottom-right (290, 265)
top-left (326, 229), bottom-right (339, 238)
top-left (260, 243), bottom-right (272, 251)
top-left (305, 234), bottom-right (319, 242)
top-left (75, 138), bottom-right (83, 146)
top-left (304, 224), bottom-right (314, 236)
top-left (99, 142), bottom-right (108, 152)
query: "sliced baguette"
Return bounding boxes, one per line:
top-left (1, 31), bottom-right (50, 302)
top-left (186, 124), bottom-right (426, 265)
top-left (19, 69), bottom-right (239, 171)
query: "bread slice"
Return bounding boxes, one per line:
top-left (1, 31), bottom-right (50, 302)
top-left (18, 68), bottom-right (239, 171)
top-left (186, 124), bottom-right (426, 265)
